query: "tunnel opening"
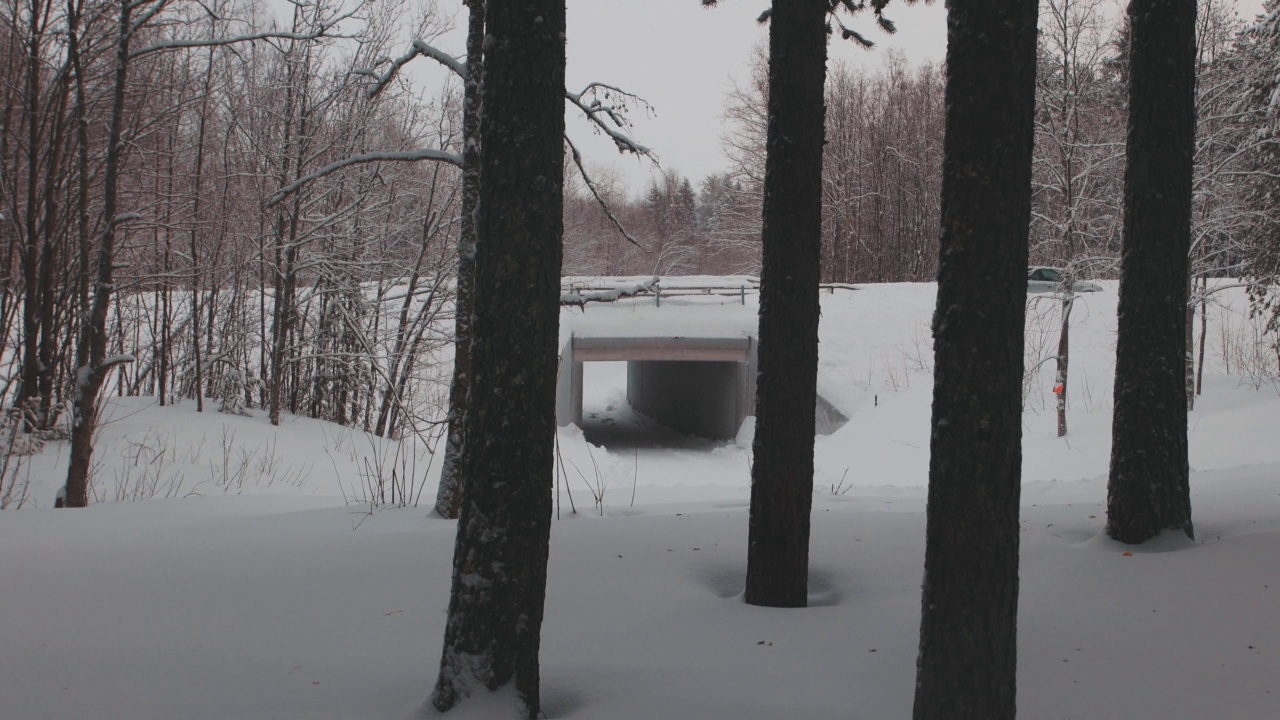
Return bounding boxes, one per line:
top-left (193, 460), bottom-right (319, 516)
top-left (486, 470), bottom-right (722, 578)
top-left (578, 362), bottom-right (725, 450)
top-left (557, 336), bottom-right (756, 445)
top-left (558, 334), bottom-right (851, 449)
top-left (558, 335), bottom-right (851, 448)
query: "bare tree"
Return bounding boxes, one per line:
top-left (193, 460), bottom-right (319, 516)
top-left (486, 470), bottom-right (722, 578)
top-left (1031, 0), bottom-right (1126, 436)
top-left (720, 45), bottom-right (946, 283)
top-left (62, 0), bottom-right (352, 507)
top-left (1185, 0), bottom-right (1275, 405)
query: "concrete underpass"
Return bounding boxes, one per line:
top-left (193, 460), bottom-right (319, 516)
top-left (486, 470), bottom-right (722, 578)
top-left (557, 336), bottom-right (757, 441)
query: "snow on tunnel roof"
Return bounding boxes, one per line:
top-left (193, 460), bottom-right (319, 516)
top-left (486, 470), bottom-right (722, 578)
top-left (560, 276), bottom-right (759, 345)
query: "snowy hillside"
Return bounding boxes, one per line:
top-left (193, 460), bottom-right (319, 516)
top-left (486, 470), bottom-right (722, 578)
top-left (1, 281), bottom-right (1277, 719)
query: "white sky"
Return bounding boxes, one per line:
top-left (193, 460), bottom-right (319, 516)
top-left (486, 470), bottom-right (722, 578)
top-left (413, 0), bottom-right (1269, 197)
top-left (562, 0), bottom-right (948, 194)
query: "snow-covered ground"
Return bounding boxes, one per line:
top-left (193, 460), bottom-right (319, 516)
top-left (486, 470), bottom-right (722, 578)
top-left (1, 282), bottom-right (1277, 719)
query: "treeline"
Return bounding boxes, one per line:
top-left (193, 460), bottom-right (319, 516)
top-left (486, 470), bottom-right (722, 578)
top-left (564, 0), bottom-right (1278, 292)
top-left (2, 0), bottom-right (1277, 447)
top-left (1, 0), bottom-right (461, 442)
top-left (562, 53), bottom-right (945, 282)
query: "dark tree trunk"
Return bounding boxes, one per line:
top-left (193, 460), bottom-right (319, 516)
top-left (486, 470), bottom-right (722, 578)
top-left (1056, 293), bottom-right (1073, 437)
top-left (1185, 283), bottom-right (1195, 411)
top-left (188, 48), bottom-right (214, 414)
top-left (1195, 274), bottom-right (1207, 397)
top-left (435, 0), bottom-right (485, 519)
top-left (912, 1), bottom-right (1037, 718)
top-left (430, 0), bottom-right (565, 717)
top-left (17, 4), bottom-right (45, 429)
top-left (64, 0), bottom-right (135, 508)
top-left (743, 0), bottom-right (827, 609)
top-left (1106, 0), bottom-right (1197, 544)
top-left (269, 45), bottom-right (307, 427)
top-left (157, 130), bottom-right (177, 406)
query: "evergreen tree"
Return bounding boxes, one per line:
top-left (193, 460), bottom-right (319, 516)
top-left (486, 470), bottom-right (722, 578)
top-left (912, 0), bottom-right (1038, 717)
top-left (1244, 1), bottom-right (1280, 323)
top-left (1106, 0), bottom-right (1197, 545)
top-left (431, 0), bottom-right (566, 715)
top-left (743, 0), bottom-right (828, 608)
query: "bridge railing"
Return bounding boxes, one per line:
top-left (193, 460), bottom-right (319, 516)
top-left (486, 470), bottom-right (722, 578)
top-left (561, 276), bottom-right (856, 308)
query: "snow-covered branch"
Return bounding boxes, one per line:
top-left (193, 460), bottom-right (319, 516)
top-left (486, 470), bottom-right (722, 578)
top-left (354, 40), bottom-right (660, 168)
top-left (561, 276), bottom-right (659, 308)
top-left (565, 83), bottom-right (657, 159)
top-left (131, 8), bottom-right (358, 58)
top-left (356, 40), bottom-right (466, 98)
top-left (98, 354), bottom-right (137, 372)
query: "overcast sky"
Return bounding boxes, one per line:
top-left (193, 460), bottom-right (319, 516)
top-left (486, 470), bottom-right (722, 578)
top-left (562, 0), bottom-right (948, 194)
top-left (416, 0), bottom-right (1268, 198)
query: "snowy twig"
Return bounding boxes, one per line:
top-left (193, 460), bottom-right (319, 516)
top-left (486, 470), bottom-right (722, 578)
top-left (565, 83), bottom-right (657, 159)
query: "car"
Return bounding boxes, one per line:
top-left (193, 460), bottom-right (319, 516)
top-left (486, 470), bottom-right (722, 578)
top-left (1027, 266), bottom-right (1103, 294)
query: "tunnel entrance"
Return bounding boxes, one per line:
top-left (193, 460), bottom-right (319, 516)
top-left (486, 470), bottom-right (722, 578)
top-left (577, 362), bottom-right (723, 450)
top-left (557, 336), bottom-right (756, 441)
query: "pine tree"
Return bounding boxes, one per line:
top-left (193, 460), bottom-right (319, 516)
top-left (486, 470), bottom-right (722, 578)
top-left (912, 0), bottom-right (1038, 717)
top-left (1106, 0), bottom-right (1197, 545)
top-left (1244, 0), bottom-right (1280, 322)
top-left (431, 0), bottom-right (565, 716)
top-left (743, 0), bottom-right (828, 608)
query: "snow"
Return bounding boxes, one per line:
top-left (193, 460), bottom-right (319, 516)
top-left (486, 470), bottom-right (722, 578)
top-left (2, 281), bottom-right (1279, 719)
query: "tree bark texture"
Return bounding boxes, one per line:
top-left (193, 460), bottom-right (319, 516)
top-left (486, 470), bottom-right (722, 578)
top-left (436, 0), bottom-right (485, 520)
top-left (431, 1), bottom-right (565, 717)
top-left (912, 1), bottom-right (1037, 718)
top-left (744, 0), bottom-right (827, 609)
top-left (1106, 0), bottom-right (1197, 544)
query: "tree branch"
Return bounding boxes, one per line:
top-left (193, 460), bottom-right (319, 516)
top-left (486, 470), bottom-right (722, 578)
top-left (267, 149), bottom-right (462, 207)
top-left (565, 135), bottom-right (649, 254)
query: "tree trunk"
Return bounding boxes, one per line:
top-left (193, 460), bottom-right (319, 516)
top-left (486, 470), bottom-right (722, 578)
top-left (188, 47), bottom-right (215, 413)
top-left (1185, 280), bottom-right (1195, 411)
top-left (912, 1), bottom-right (1037, 718)
top-left (1195, 273), bottom-right (1207, 397)
top-left (268, 40), bottom-right (308, 427)
top-left (17, 2), bottom-right (46, 429)
top-left (435, 0), bottom-right (485, 519)
top-left (1106, 0), bottom-right (1197, 545)
top-left (64, 0), bottom-right (135, 508)
top-left (1056, 293), bottom-right (1073, 437)
top-left (430, 1), bottom-right (565, 717)
top-left (743, 0), bottom-right (827, 609)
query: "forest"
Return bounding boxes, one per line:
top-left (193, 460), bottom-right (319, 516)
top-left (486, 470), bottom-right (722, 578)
top-left (1, 0), bottom-right (1275, 444)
